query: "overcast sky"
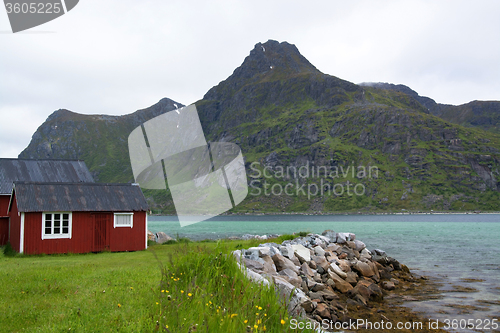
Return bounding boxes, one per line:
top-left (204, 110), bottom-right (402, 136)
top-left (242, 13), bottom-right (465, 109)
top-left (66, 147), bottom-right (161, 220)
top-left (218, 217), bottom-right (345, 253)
top-left (1, 0), bottom-right (499, 158)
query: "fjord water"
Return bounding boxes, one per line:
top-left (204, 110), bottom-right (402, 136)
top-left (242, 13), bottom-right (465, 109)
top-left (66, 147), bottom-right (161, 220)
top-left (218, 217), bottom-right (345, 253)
top-left (148, 214), bottom-right (500, 331)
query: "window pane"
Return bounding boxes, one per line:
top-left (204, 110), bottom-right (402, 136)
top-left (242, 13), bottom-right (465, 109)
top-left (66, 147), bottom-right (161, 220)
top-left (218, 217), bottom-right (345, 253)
top-left (116, 214), bottom-right (131, 226)
top-left (45, 214), bottom-right (52, 234)
top-left (62, 226), bottom-right (69, 234)
top-left (54, 214), bottom-right (61, 234)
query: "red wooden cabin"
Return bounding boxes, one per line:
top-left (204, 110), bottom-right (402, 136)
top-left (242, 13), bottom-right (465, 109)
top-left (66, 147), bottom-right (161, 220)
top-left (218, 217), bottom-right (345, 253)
top-left (8, 182), bottom-right (149, 254)
top-left (0, 159), bottom-right (94, 246)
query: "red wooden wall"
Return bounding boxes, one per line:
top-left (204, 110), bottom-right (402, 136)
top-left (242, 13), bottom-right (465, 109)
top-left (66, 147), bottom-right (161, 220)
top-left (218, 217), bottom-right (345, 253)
top-left (8, 194), bottom-right (21, 252)
top-left (8, 192), bottom-right (146, 255)
top-left (22, 211), bottom-right (146, 255)
top-left (0, 218), bottom-right (8, 246)
top-left (0, 195), bottom-right (10, 216)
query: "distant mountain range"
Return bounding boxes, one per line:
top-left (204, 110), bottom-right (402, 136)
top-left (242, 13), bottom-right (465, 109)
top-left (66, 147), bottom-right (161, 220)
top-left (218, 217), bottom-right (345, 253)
top-left (19, 40), bottom-right (500, 213)
top-left (359, 82), bottom-right (500, 133)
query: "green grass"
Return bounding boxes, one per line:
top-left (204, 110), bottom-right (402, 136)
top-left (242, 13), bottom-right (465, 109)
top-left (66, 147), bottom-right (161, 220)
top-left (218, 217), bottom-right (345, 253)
top-left (0, 238), bottom-right (313, 333)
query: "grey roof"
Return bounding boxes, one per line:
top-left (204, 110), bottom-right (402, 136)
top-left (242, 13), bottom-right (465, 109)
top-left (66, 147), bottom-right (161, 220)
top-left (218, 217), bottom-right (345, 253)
top-left (0, 159), bottom-right (94, 194)
top-left (13, 182), bottom-right (148, 213)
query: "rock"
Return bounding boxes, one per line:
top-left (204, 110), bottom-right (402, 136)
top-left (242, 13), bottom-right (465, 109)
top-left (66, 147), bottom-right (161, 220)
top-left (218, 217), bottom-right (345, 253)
top-left (308, 260), bottom-right (317, 269)
top-left (313, 246), bottom-right (325, 257)
top-left (337, 259), bottom-right (351, 272)
top-left (290, 254), bottom-right (301, 266)
top-left (381, 281), bottom-right (396, 290)
top-left (243, 258), bottom-right (264, 272)
top-left (353, 294), bottom-right (368, 306)
top-left (373, 249), bottom-right (387, 257)
top-left (390, 278), bottom-right (400, 285)
top-left (308, 291), bottom-right (324, 302)
top-left (280, 245), bottom-right (295, 260)
top-left (336, 232), bottom-right (355, 243)
top-left (345, 272), bottom-right (358, 285)
top-left (327, 244), bottom-right (341, 253)
top-left (311, 255), bottom-right (330, 270)
top-left (258, 243), bottom-right (281, 257)
top-left (340, 246), bottom-right (357, 260)
top-left (232, 249), bottom-right (241, 262)
top-left (353, 261), bottom-right (375, 277)
top-left (260, 254), bottom-right (277, 274)
top-left (316, 289), bottom-right (339, 301)
top-left (387, 257), bottom-right (402, 270)
top-left (300, 262), bottom-right (315, 277)
top-left (292, 244), bottom-right (311, 262)
top-left (272, 253), bottom-right (299, 274)
top-left (279, 268), bottom-right (299, 280)
top-left (155, 232), bottom-right (173, 244)
top-left (321, 230), bottom-right (336, 242)
top-left (360, 248), bottom-right (371, 260)
top-left (354, 240), bottom-right (366, 252)
top-left (272, 276), bottom-right (308, 317)
top-left (236, 262), bottom-right (270, 286)
top-left (329, 263), bottom-right (347, 278)
top-left (316, 235), bottom-right (331, 245)
top-left (372, 254), bottom-right (388, 265)
top-left (327, 271), bottom-right (353, 293)
top-left (311, 282), bottom-right (327, 292)
top-left (315, 303), bottom-right (331, 319)
top-left (346, 241), bottom-right (357, 250)
top-left (301, 299), bottom-right (317, 313)
top-left (147, 230), bottom-right (155, 242)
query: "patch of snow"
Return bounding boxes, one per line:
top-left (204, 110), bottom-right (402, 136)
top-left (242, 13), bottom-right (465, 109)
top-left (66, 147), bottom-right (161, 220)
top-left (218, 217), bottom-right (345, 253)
top-left (262, 46), bottom-right (265, 52)
top-left (173, 103), bottom-right (178, 108)
top-left (270, 65), bottom-right (274, 69)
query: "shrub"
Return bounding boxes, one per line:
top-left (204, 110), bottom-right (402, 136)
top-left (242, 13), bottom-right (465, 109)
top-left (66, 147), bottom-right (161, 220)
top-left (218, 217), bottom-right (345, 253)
top-left (3, 242), bottom-right (17, 257)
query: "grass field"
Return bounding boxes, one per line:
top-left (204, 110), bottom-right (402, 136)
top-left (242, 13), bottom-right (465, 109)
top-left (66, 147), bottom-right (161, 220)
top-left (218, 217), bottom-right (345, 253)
top-left (0, 237), bottom-right (314, 333)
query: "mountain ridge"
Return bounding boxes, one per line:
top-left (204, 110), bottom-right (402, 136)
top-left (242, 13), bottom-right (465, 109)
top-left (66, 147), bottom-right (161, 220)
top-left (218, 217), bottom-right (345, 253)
top-left (19, 40), bottom-right (500, 213)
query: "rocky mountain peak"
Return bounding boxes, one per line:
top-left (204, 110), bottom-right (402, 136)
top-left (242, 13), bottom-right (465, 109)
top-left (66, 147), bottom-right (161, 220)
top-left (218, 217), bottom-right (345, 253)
top-left (233, 40), bottom-right (320, 80)
top-left (203, 40), bottom-right (323, 101)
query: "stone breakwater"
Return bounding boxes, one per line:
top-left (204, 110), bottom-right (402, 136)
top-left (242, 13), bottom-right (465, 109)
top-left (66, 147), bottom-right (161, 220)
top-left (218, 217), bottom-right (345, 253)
top-left (233, 230), bottom-right (426, 331)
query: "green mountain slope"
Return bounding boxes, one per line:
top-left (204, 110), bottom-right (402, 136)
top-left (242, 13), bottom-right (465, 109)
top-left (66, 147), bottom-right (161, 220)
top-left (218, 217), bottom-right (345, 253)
top-left (19, 40), bottom-right (500, 213)
top-left (360, 82), bottom-right (500, 133)
top-left (19, 98), bottom-right (183, 182)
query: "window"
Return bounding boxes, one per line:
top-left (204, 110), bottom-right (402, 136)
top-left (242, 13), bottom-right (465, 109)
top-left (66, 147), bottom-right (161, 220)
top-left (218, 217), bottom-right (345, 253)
top-left (42, 212), bottom-right (72, 240)
top-left (114, 213), bottom-right (133, 228)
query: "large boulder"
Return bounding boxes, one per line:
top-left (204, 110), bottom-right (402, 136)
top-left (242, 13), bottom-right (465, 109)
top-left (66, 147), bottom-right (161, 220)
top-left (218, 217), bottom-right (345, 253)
top-left (353, 261), bottom-right (375, 277)
top-left (147, 230), bottom-right (155, 242)
top-left (327, 271), bottom-right (353, 293)
top-left (321, 230), bottom-right (336, 242)
top-left (155, 232), bottom-right (173, 244)
top-left (272, 276), bottom-right (308, 317)
top-left (243, 258), bottom-right (265, 272)
top-left (292, 244), bottom-right (311, 262)
top-left (272, 253), bottom-right (299, 274)
top-left (329, 263), bottom-right (347, 279)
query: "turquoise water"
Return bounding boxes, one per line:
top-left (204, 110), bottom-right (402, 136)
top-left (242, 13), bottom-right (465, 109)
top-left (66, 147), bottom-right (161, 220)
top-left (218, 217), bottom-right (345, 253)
top-left (148, 214), bottom-right (500, 332)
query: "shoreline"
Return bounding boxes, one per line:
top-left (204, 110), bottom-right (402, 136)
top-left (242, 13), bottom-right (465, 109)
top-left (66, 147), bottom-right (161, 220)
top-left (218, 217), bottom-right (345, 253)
top-left (232, 231), bottom-right (452, 333)
top-left (149, 211), bottom-right (500, 217)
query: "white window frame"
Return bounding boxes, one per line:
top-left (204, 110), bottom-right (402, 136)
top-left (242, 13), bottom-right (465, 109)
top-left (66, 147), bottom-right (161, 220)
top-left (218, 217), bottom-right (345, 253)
top-left (114, 212), bottom-right (134, 228)
top-left (42, 212), bottom-right (72, 240)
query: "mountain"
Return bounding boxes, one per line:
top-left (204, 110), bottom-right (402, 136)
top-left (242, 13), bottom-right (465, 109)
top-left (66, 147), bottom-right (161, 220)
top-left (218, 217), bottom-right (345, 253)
top-left (19, 98), bottom-right (184, 182)
top-left (19, 40), bottom-right (500, 213)
top-left (359, 82), bottom-right (500, 133)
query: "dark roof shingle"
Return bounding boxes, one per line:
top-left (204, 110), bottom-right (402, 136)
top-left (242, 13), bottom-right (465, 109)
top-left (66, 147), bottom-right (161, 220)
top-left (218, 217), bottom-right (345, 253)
top-left (13, 182), bottom-right (148, 212)
top-left (0, 159), bottom-right (94, 194)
